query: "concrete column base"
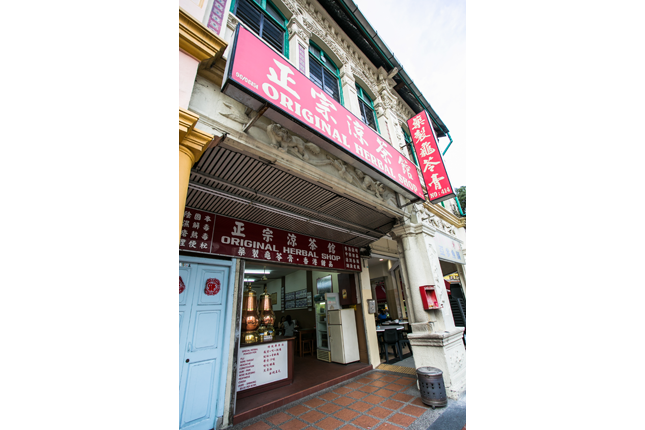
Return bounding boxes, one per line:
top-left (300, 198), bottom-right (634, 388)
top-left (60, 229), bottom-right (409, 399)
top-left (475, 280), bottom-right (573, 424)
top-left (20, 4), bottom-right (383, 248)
top-left (410, 322), bottom-right (432, 333)
top-left (408, 327), bottom-right (466, 399)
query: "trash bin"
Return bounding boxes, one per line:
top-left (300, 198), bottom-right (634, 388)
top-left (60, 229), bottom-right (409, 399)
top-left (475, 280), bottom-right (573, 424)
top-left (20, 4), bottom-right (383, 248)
top-left (416, 366), bottom-right (447, 408)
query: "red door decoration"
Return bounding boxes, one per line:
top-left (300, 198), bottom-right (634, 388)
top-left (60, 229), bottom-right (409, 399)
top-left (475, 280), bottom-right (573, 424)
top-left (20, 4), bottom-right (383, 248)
top-left (179, 276), bottom-right (186, 294)
top-left (204, 278), bottom-right (221, 296)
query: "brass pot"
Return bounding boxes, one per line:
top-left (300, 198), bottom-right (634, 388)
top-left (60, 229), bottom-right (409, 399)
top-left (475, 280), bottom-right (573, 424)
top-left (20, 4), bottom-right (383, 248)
top-left (259, 286), bottom-right (276, 336)
top-left (241, 284), bottom-right (259, 343)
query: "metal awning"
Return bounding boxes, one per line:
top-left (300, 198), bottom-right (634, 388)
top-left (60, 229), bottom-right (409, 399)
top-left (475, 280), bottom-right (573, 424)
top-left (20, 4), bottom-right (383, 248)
top-left (187, 144), bottom-right (400, 248)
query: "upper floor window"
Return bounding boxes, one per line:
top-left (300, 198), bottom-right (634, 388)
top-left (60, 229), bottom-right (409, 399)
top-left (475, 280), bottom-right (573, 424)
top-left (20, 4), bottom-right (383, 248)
top-left (356, 84), bottom-right (378, 132)
top-left (233, 0), bottom-right (288, 56)
top-left (309, 42), bottom-right (342, 104)
top-left (402, 127), bottom-right (420, 167)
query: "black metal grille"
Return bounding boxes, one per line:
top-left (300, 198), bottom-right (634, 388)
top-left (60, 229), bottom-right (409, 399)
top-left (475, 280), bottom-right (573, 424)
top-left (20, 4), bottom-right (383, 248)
top-left (234, 0), bottom-right (284, 54)
top-left (309, 56), bottom-right (341, 103)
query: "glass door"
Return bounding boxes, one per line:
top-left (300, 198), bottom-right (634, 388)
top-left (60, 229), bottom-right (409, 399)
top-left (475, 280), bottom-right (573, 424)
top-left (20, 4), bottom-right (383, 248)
top-left (315, 301), bottom-right (329, 350)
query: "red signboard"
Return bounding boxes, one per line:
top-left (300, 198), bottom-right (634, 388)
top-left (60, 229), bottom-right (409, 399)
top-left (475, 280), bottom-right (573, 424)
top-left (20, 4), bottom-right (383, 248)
top-left (407, 111), bottom-right (455, 204)
top-left (180, 208), bottom-right (363, 272)
top-left (222, 24), bottom-right (425, 202)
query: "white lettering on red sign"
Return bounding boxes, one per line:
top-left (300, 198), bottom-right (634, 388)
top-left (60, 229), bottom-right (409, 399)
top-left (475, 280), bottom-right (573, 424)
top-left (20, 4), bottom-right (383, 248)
top-left (227, 26), bottom-right (425, 200)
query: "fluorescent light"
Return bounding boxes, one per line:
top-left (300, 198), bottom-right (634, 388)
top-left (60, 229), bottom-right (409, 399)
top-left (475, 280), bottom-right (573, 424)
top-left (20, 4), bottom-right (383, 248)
top-left (244, 270), bottom-right (272, 275)
top-left (243, 278), bottom-right (257, 282)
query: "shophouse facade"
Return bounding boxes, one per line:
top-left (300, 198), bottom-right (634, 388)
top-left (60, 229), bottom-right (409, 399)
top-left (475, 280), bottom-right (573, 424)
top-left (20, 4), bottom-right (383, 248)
top-left (178, 1), bottom-right (466, 429)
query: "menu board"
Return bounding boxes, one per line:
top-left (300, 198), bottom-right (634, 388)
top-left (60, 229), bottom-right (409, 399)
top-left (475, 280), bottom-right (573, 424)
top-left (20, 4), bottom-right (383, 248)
top-left (237, 341), bottom-right (288, 392)
top-left (284, 289), bottom-right (310, 309)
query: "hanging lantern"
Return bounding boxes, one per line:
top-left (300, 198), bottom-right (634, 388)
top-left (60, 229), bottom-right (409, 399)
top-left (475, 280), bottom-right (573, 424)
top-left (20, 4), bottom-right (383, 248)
top-left (204, 278), bottom-right (221, 296)
top-left (241, 284), bottom-right (259, 344)
top-left (179, 276), bottom-right (186, 294)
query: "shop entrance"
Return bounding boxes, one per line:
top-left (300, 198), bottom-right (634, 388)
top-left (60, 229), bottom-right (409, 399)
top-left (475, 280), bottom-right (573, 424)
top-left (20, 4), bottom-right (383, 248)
top-left (440, 260), bottom-right (466, 346)
top-left (367, 256), bottom-right (413, 365)
top-left (179, 256), bottom-right (236, 430)
top-left (232, 261), bottom-right (372, 424)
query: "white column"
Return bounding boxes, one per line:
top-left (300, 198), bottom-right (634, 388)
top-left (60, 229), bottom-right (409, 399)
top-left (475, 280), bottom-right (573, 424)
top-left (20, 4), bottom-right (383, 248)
top-left (391, 215), bottom-right (466, 399)
top-left (391, 221), bottom-right (434, 333)
top-left (358, 258), bottom-right (381, 367)
top-left (456, 264), bottom-right (467, 298)
top-left (287, 17), bottom-right (310, 74)
top-left (391, 267), bottom-right (408, 319)
top-left (339, 62), bottom-right (361, 117)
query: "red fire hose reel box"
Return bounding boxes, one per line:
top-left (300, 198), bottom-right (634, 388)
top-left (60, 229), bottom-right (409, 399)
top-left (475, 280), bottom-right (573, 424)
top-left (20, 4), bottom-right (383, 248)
top-left (419, 285), bottom-right (439, 310)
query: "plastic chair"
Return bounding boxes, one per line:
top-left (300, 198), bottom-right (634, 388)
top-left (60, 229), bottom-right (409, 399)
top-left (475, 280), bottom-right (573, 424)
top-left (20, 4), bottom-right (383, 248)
top-left (382, 329), bottom-right (403, 364)
top-left (397, 329), bottom-right (412, 355)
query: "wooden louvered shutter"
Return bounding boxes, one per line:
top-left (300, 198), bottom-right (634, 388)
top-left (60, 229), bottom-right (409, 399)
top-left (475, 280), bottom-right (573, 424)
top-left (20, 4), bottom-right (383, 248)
top-left (262, 14), bottom-right (283, 53)
top-left (236, 0), bottom-right (261, 35)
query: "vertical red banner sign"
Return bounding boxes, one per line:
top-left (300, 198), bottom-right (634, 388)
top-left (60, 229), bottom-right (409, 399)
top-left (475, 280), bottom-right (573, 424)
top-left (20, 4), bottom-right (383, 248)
top-left (407, 111), bottom-right (455, 204)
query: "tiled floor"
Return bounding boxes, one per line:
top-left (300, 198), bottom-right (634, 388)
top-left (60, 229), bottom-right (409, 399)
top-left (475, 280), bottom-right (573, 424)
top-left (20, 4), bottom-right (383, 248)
top-left (234, 355), bottom-right (373, 424)
top-left (231, 369), bottom-right (454, 430)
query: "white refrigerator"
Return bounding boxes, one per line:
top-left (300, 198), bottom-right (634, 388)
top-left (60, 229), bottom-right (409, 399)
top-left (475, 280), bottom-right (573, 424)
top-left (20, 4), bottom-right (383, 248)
top-left (327, 308), bottom-right (360, 364)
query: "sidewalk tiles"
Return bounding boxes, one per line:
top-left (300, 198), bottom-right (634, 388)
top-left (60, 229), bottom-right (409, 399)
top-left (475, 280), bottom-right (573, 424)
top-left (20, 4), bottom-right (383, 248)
top-left (229, 368), bottom-right (461, 430)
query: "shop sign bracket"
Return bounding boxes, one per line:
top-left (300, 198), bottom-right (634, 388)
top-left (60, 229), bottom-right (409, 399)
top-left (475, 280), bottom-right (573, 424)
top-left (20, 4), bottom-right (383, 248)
top-left (243, 103), bottom-right (269, 133)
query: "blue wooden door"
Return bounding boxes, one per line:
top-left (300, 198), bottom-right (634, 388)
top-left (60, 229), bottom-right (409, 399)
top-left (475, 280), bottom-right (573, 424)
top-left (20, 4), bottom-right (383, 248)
top-left (179, 257), bottom-right (235, 430)
top-left (179, 264), bottom-right (195, 386)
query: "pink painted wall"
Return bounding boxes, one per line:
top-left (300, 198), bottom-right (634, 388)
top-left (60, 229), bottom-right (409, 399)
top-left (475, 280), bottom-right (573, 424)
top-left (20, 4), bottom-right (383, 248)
top-left (180, 0), bottom-right (208, 22)
top-left (179, 50), bottom-right (200, 109)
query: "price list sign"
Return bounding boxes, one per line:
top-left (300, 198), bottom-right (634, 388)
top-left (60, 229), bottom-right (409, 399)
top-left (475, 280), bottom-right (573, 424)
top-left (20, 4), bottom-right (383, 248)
top-left (236, 341), bottom-right (288, 392)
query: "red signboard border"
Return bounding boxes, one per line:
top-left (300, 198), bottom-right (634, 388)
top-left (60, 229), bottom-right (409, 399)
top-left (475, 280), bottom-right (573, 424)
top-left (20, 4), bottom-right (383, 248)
top-left (409, 110), bottom-right (456, 205)
top-left (221, 24), bottom-right (425, 204)
top-left (180, 208), bottom-right (363, 272)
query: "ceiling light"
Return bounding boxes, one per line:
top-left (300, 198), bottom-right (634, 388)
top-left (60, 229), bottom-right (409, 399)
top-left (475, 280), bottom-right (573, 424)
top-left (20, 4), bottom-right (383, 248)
top-left (379, 259), bottom-right (384, 261)
top-left (243, 278), bottom-right (257, 282)
top-left (244, 270), bottom-right (272, 275)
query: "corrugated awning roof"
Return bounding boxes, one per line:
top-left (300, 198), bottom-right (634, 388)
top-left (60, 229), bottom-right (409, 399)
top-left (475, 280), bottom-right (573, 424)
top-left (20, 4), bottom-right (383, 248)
top-left (187, 144), bottom-right (399, 249)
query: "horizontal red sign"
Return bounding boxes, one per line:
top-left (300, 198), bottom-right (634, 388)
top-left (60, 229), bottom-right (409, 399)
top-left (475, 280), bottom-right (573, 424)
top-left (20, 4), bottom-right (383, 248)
top-left (407, 111), bottom-right (455, 203)
top-left (224, 25), bottom-right (425, 201)
top-left (180, 208), bottom-right (363, 271)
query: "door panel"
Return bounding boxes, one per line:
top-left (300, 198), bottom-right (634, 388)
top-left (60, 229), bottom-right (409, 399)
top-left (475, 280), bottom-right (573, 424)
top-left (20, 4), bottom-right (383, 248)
top-left (179, 265), bottom-right (195, 382)
top-left (179, 258), bottom-right (233, 430)
top-left (180, 359), bottom-right (217, 428)
top-left (191, 310), bottom-right (220, 351)
top-left (196, 266), bottom-right (227, 306)
top-left (329, 324), bottom-right (344, 363)
top-left (328, 310), bottom-right (342, 325)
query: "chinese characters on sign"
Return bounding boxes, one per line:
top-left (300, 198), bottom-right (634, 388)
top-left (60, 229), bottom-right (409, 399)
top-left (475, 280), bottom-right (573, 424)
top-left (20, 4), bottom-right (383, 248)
top-left (179, 208), bottom-right (215, 252)
top-left (406, 111), bottom-right (455, 204)
top-left (180, 208), bottom-right (363, 272)
top-left (236, 341), bottom-right (288, 392)
top-left (433, 231), bottom-right (465, 265)
top-left (223, 25), bottom-right (425, 201)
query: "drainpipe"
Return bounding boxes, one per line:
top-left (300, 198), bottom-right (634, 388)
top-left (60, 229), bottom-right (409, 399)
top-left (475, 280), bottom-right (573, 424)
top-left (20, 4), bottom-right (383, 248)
top-left (454, 194), bottom-right (465, 216)
top-left (441, 132), bottom-right (454, 156)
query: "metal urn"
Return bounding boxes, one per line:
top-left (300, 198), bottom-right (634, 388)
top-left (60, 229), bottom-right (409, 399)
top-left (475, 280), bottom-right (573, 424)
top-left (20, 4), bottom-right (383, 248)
top-left (241, 284), bottom-right (259, 344)
top-left (258, 286), bottom-right (276, 339)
